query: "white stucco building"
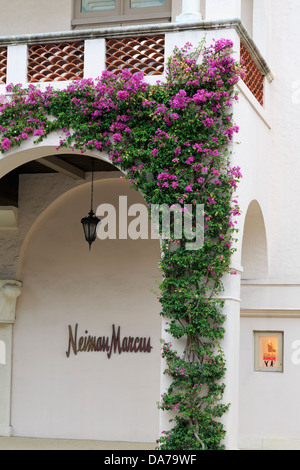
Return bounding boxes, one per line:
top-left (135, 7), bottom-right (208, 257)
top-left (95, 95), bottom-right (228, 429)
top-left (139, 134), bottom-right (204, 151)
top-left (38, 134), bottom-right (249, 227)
top-left (0, 0), bottom-right (299, 450)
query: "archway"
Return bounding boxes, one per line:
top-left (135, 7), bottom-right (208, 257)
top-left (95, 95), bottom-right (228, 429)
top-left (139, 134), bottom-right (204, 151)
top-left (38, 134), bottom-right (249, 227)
top-left (10, 177), bottom-right (162, 442)
top-left (0, 142), bottom-right (121, 280)
top-left (0, 134), bottom-right (115, 180)
top-left (241, 200), bottom-right (268, 280)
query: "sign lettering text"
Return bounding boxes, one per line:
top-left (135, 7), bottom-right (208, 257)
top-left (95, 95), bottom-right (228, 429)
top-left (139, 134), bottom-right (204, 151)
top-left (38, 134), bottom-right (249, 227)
top-left (66, 324), bottom-right (152, 359)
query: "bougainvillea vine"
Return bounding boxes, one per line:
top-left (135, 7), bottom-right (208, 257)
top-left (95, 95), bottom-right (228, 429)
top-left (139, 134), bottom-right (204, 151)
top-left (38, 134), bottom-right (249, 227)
top-left (0, 38), bottom-right (245, 450)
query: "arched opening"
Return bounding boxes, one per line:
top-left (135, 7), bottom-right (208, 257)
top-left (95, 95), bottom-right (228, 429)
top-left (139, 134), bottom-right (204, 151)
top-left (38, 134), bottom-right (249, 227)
top-left (10, 177), bottom-right (162, 442)
top-left (0, 145), bottom-right (122, 280)
top-left (0, 132), bottom-right (115, 179)
top-left (0, 137), bottom-right (118, 229)
top-left (241, 200), bottom-right (268, 280)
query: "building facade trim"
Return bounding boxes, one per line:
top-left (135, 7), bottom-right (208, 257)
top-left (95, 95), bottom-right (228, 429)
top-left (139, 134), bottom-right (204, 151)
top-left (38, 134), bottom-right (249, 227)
top-left (0, 18), bottom-right (273, 82)
top-left (241, 309), bottom-right (300, 318)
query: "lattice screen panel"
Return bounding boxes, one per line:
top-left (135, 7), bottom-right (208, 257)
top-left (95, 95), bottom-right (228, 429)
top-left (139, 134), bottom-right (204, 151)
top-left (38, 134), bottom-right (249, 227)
top-left (28, 42), bottom-right (84, 83)
top-left (240, 41), bottom-right (264, 106)
top-left (106, 35), bottom-right (165, 75)
top-left (0, 47), bottom-right (7, 85)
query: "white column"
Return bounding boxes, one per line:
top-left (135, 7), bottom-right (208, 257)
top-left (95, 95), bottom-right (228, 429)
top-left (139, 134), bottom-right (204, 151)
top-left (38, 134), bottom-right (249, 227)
top-left (205, 0), bottom-right (241, 20)
top-left (0, 281), bottom-right (22, 437)
top-left (6, 45), bottom-right (28, 86)
top-left (218, 266), bottom-right (242, 449)
top-left (83, 38), bottom-right (106, 80)
top-left (253, 0), bottom-right (268, 58)
top-left (176, 0), bottom-right (202, 23)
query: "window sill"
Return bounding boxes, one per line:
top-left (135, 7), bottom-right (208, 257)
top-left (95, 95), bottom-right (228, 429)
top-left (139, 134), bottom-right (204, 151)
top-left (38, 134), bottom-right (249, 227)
top-left (72, 12), bottom-right (171, 28)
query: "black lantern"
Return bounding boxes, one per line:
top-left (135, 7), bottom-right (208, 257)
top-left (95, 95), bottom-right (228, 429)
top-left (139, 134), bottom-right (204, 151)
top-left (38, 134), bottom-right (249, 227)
top-left (81, 159), bottom-right (100, 250)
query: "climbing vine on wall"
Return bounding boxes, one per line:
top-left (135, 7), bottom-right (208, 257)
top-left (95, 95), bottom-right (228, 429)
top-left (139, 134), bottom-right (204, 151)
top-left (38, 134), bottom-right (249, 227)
top-left (0, 38), bottom-right (244, 450)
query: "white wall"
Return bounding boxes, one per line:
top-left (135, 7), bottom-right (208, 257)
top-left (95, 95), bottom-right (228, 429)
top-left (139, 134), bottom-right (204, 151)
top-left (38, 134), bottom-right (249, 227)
top-left (205, 0), bottom-right (241, 20)
top-left (268, 0), bottom-right (300, 280)
top-left (241, 0), bottom-right (253, 36)
top-left (231, 82), bottom-right (272, 272)
top-left (239, 315), bottom-right (300, 448)
top-left (238, 2), bottom-right (300, 446)
top-left (11, 178), bottom-right (162, 442)
top-left (253, 0), bottom-right (269, 59)
top-left (0, 0), bottom-right (73, 36)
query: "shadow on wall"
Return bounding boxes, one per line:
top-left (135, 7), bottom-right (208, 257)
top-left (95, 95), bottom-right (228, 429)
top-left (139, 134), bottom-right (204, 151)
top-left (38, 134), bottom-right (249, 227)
top-left (241, 200), bottom-right (268, 279)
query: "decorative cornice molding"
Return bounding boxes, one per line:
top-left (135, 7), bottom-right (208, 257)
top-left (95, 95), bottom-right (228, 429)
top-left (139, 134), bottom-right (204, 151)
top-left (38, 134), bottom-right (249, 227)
top-left (235, 20), bottom-right (274, 83)
top-left (241, 279), bottom-right (300, 286)
top-left (241, 308), bottom-right (300, 318)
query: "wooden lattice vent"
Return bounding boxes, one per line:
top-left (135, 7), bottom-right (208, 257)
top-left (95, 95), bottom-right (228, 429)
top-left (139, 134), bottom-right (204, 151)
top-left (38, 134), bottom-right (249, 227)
top-left (106, 35), bottom-right (165, 75)
top-left (0, 47), bottom-right (7, 85)
top-left (28, 41), bottom-right (84, 83)
top-left (240, 41), bottom-right (264, 106)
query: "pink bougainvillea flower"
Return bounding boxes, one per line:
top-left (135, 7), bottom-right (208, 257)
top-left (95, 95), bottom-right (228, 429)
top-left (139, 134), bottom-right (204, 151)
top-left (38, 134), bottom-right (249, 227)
top-left (112, 133), bottom-right (122, 142)
top-left (116, 90), bottom-right (130, 101)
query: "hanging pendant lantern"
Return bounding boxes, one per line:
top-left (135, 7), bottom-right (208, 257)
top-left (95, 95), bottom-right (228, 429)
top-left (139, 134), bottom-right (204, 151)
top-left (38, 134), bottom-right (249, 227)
top-left (81, 159), bottom-right (100, 251)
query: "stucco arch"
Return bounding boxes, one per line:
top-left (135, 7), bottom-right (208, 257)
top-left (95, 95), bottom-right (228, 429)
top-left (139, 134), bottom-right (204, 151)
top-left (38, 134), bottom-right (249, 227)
top-left (0, 136), bottom-right (125, 280)
top-left (0, 132), bottom-right (118, 179)
top-left (241, 199), bottom-right (268, 279)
